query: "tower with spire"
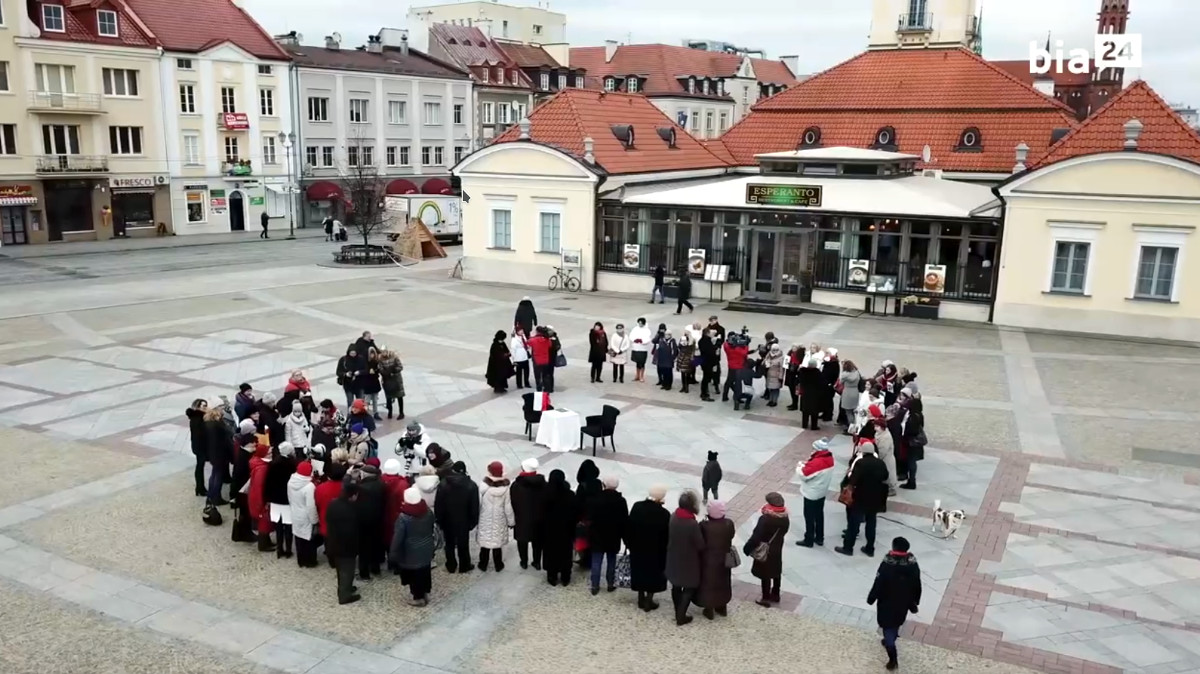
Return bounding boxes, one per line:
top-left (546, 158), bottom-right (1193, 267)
top-left (1088, 0), bottom-right (1131, 116)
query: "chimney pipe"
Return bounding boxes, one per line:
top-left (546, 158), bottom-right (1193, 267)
top-left (779, 55), bottom-right (799, 77)
top-left (518, 117), bottom-right (531, 140)
top-left (604, 40), bottom-right (618, 63)
top-left (1013, 142), bottom-right (1029, 173)
top-left (583, 136), bottom-right (595, 164)
top-left (366, 35), bottom-right (383, 54)
top-left (399, 33), bottom-right (409, 56)
top-left (325, 35), bottom-right (339, 50)
top-left (1123, 118), bottom-right (1143, 150)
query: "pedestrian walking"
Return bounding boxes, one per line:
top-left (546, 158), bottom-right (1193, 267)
top-left (650, 264), bottom-right (666, 303)
top-left (260, 211), bottom-right (270, 238)
top-left (867, 537), bottom-right (923, 671)
top-left (514, 296), bottom-right (538, 336)
top-left (675, 267), bottom-right (694, 314)
top-left (702, 451), bottom-right (722, 504)
top-left (322, 215), bottom-right (333, 241)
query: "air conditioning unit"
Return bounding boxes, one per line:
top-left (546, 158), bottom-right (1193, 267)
top-left (922, 169), bottom-right (942, 179)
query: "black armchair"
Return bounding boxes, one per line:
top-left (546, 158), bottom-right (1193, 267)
top-left (522, 392), bottom-right (553, 441)
top-left (580, 404), bottom-right (621, 456)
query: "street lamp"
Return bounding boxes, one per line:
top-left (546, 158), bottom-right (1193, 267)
top-left (278, 131), bottom-right (296, 239)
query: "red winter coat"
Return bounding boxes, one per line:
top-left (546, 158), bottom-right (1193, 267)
top-left (528, 334), bottom-right (552, 366)
top-left (314, 479), bottom-right (343, 536)
top-left (381, 473), bottom-right (410, 547)
top-left (724, 343), bottom-right (749, 371)
top-left (248, 455), bottom-right (272, 534)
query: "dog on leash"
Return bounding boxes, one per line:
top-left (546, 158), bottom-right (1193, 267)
top-left (932, 499), bottom-right (966, 539)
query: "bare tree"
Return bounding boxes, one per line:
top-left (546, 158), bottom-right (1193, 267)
top-left (339, 128), bottom-right (388, 248)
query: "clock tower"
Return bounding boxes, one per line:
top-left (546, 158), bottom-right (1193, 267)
top-left (1087, 0), bottom-right (1131, 116)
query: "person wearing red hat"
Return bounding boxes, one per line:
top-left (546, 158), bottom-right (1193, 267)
top-left (248, 443), bottom-right (274, 552)
top-left (314, 462), bottom-right (346, 566)
top-left (288, 461), bottom-right (319, 568)
top-left (476, 461), bottom-right (514, 572)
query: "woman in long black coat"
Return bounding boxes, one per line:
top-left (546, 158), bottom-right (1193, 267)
top-left (625, 487), bottom-right (670, 611)
top-left (485, 330), bottom-right (514, 394)
top-left (697, 500), bottom-right (736, 619)
top-left (186, 399), bottom-right (208, 497)
top-left (204, 407), bottom-right (233, 505)
top-left (540, 469), bottom-right (578, 586)
top-left (797, 359), bottom-right (824, 431)
top-left (820, 351), bottom-right (840, 421)
top-left (743, 491), bottom-right (790, 607)
top-left (514, 297), bottom-right (538, 336)
top-left (587, 322), bottom-right (608, 384)
top-left (575, 459), bottom-right (602, 569)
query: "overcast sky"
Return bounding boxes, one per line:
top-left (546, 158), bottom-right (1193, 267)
top-left (247, 0), bottom-right (1200, 106)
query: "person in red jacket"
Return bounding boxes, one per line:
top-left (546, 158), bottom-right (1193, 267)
top-left (721, 335), bottom-right (750, 403)
top-left (381, 458), bottom-right (410, 574)
top-left (527, 327), bottom-right (553, 392)
top-left (248, 443), bottom-right (274, 552)
top-left (314, 462), bottom-right (347, 567)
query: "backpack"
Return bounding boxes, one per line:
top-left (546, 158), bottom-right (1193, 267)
top-left (857, 376), bottom-right (866, 393)
top-left (202, 503), bottom-right (224, 526)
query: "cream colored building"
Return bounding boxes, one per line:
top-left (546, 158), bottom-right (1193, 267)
top-left (407, 0), bottom-right (567, 53)
top-left (867, 0), bottom-right (981, 52)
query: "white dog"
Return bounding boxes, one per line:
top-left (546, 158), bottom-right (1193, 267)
top-left (932, 499), bottom-right (966, 539)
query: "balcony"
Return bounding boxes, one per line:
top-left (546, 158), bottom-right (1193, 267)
top-left (28, 91), bottom-right (105, 114)
top-left (897, 12), bottom-right (933, 32)
top-left (36, 155), bottom-right (110, 175)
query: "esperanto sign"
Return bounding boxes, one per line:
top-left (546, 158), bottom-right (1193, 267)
top-left (745, 184), bottom-right (823, 208)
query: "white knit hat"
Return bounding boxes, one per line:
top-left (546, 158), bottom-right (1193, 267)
top-left (521, 458), bottom-right (539, 472)
top-left (238, 419), bottom-right (256, 435)
top-left (278, 442), bottom-right (294, 458)
top-left (403, 486), bottom-right (422, 505)
top-left (382, 458), bottom-right (402, 476)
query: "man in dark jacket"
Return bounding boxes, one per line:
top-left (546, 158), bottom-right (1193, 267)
top-left (797, 358), bottom-right (825, 431)
top-left (354, 331), bottom-right (377, 358)
top-left (510, 458), bottom-right (547, 570)
top-left (435, 461), bottom-right (480, 573)
top-left (260, 210), bottom-right (270, 238)
top-left (697, 330), bottom-right (720, 402)
top-left (867, 536), bottom-right (922, 670)
top-left (514, 297), bottom-right (538, 336)
top-left (587, 476), bottom-right (629, 595)
top-left (325, 480), bottom-right (361, 604)
top-left (836, 443), bottom-right (890, 557)
top-left (355, 465), bottom-right (387, 579)
top-left (234, 383), bottom-right (256, 421)
top-left (674, 267), bottom-right (693, 314)
top-left (650, 264), bottom-right (666, 303)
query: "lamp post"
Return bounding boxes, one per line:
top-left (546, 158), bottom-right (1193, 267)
top-left (278, 131), bottom-right (296, 239)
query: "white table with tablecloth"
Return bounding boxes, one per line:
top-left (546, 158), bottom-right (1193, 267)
top-left (534, 409), bottom-right (582, 452)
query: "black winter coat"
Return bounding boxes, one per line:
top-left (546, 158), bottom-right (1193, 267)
top-left (867, 552), bottom-right (923, 628)
top-left (510, 473), bottom-right (547, 542)
top-left (798, 366), bottom-right (825, 414)
top-left (698, 518), bottom-right (736, 609)
top-left (698, 336), bottom-right (719, 369)
top-left (586, 489), bottom-right (629, 554)
top-left (231, 445), bottom-right (253, 493)
top-left (588, 329), bottom-right (608, 364)
top-left (625, 499), bottom-right (669, 592)
top-left (539, 482), bottom-right (579, 575)
top-left (743, 511), bottom-right (789, 580)
top-left (324, 497), bottom-right (360, 557)
top-left (843, 453), bottom-right (889, 514)
top-left (435, 472), bottom-right (480, 533)
top-left (485, 341), bottom-right (514, 388)
top-left (205, 418), bottom-right (232, 480)
top-left (355, 476), bottom-right (387, 537)
top-left (576, 479), bottom-right (602, 522)
top-left (514, 300), bottom-right (538, 336)
top-left (186, 409), bottom-right (206, 459)
top-left (677, 274), bottom-right (692, 300)
top-left (665, 513), bottom-right (703, 588)
top-left (264, 456), bottom-right (296, 506)
top-left (355, 360), bottom-right (382, 396)
top-left (256, 401), bottom-right (283, 447)
top-left (902, 412), bottom-right (925, 463)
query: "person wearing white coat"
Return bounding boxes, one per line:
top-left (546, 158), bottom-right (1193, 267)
top-left (283, 401), bottom-right (312, 456)
top-left (415, 467), bottom-right (439, 509)
top-left (510, 328), bottom-right (532, 390)
top-left (286, 461), bottom-right (320, 567)
top-left (476, 461), bottom-right (515, 572)
top-left (607, 324), bottom-right (632, 384)
top-left (628, 318), bottom-right (653, 383)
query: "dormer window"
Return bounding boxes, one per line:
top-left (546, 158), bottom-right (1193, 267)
top-left (540, 73), bottom-right (550, 90)
top-left (479, 68), bottom-right (488, 83)
top-left (717, 80), bottom-right (724, 96)
top-left (956, 127), bottom-right (983, 151)
top-left (97, 9), bottom-right (119, 37)
top-left (604, 77), bottom-right (616, 92)
top-left (687, 77), bottom-right (695, 94)
top-left (42, 4), bottom-right (65, 32)
top-left (496, 67), bottom-right (504, 84)
top-left (872, 126), bottom-right (897, 150)
top-left (558, 73), bottom-right (567, 89)
top-left (627, 77), bottom-right (638, 93)
top-left (702, 80), bottom-right (709, 95)
top-left (800, 126), bottom-right (821, 148)
top-left (610, 124), bottom-right (635, 148)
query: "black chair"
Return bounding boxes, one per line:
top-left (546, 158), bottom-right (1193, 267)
top-left (580, 404), bottom-right (621, 456)
top-left (522, 392), bottom-right (553, 441)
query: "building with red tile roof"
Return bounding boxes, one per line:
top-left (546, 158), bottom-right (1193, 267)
top-left (718, 47), bottom-right (1080, 178)
top-left (29, 0), bottom-right (156, 47)
top-left (491, 89), bottom-right (731, 176)
top-left (498, 42), bottom-right (586, 104)
top-left (122, 0), bottom-right (289, 60)
top-left (425, 24), bottom-right (535, 143)
top-left (569, 43), bottom-right (800, 141)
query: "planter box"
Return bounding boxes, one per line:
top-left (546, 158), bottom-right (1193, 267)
top-left (901, 303), bottom-right (940, 320)
top-left (662, 284), bottom-right (680, 299)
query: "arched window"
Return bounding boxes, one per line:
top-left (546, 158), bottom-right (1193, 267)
top-left (872, 126), bottom-right (897, 149)
top-left (956, 127), bottom-right (982, 151)
top-left (800, 126), bottom-right (821, 147)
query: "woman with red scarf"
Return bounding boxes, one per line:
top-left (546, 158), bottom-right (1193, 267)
top-left (664, 489), bottom-right (704, 626)
top-left (743, 492), bottom-right (790, 607)
top-left (389, 486), bottom-right (438, 606)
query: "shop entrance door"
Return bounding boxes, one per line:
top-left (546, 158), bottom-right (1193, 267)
top-left (745, 230), bottom-right (811, 300)
top-left (747, 230), bottom-right (777, 298)
top-left (1, 207), bottom-right (29, 245)
top-left (228, 191), bottom-right (245, 231)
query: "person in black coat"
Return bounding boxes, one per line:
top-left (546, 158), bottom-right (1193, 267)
top-left (698, 330), bottom-right (720, 402)
top-left (675, 267), bottom-right (693, 314)
top-left (354, 331), bottom-right (377, 360)
top-left (325, 480), bottom-right (362, 605)
top-left (820, 351), bottom-right (840, 421)
top-left (435, 461), bottom-right (480, 573)
top-left (230, 427), bottom-right (257, 543)
top-left (587, 476), bottom-right (629, 594)
top-left (186, 399), bottom-right (208, 497)
top-left (650, 264), bottom-right (666, 304)
top-left (485, 330), bottom-right (514, 393)
top-left (574, 460), bottom-right (602, 569)
top-left (354, 465), bottom-right (387, 579)
top-left (587, 323), bottom-right (608, 384)
top-left (797, 358), bottom-right (824, 431)
top-left (625, 486), bottom-right (669, 611)
top-left (540, 469), bottom-right (578, 586)
top-left (256, 395), bottom-right (284, 447)
top-left (900, 398), bottom-right (925, 490)
top-left (204, 408), bottom-right (232, 506)
top-left (514, 297), bottom-right (538, 336)
top-left (510, 459), bottom-right (547, 570)
top-left (336, 344), bottom-right (360, 409)
top-left (867, 536), bottom-right (922, 671)
top-left (264, 443), bottom-right (297, 558)
top-left (836, 444), bottom-right (890, 557)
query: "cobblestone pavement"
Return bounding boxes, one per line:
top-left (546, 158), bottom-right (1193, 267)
top-left (0, 246), bottom-right (1198, 673)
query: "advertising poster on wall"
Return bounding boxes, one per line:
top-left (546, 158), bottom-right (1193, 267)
top-left (622, 244), bottom-right (641, 269)
top-left (561, 249), bottom-right (582, 268)
top-left (923, 264), bottom-right (947, 293)
top-left (847, 259), bottom-right (870, 287)
top-left (687, 248), bottom-right (707, 274)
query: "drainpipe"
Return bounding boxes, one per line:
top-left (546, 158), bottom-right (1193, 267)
top-left (591, 175), bottom-right (606, 292)
top-left (154, 47), bottom-right (171, 231)
top-left (290, 63), bottom-right (304, 228)
top-left (987, 185), bottom-right (1006, 324)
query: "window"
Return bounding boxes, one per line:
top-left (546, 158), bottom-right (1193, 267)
top-left (96, 9), bottom-right (118, 37)
top-left (433, 147), bottom-right (444, 165)
top-left (183, 133), bottom-right (200, 165)
top-left (702, 80), bottom-right (709, 95)
top-left (627, 77), bottom-right (639, 93)
top-left (497, 103), bottom-right (511, 125)
top-left (176, 58), bottom-right (193, 70)
top-left (604, 77), bottom-right (616, 92)
top-left (1135, 246), bottom-right (1178, 300)
top-left (398, 146), bottom-right (410, 166)
top-left (423, 101), bottom-right (441, 125)
top-left (257, 64), bottom-right (273, 76)
top-left (347, 146), bottom-right (359, 166)
top-left (533, 24), bottom-right (542, 35)
top-left (514, 103), bottom-right (526, 122)
top-left (259, 88), bottom-right (274, 116)
top-left (421, 146), bottom-right (431, 165)
top-left (558, 74), bottom-right (567, 89)
top-left (386, 146), bottom-right (397, 167)
top-left (705, 110), bottom-right (714, 135)
top-left (262, 135), bottom-right (277, 164)
top-left (102, 68), bottom-right (139, 96)
top-left (348, 98), bottom-right (369, 123)
top-left (574, 76), bottom-right (583, 88)
top-left (220, 86), bottom-right (236, 113)
top-left (539, 211), bottom-right (561, 252)
top-left (479, 68), bottom-right (488, 83)
top-left (481, 102), bottom-right (494, 124)
top-left (453, 103), bottom-right (463, 124)
top-left (491, 208), bottom-right (512, 248)
top-left (185, 189), bottom-right (206, 223)
top-left (0, 62), bottom-right (8, 92)
top-left (362, 145), bottom-right (374, 166)
top-left (178, 84), bottom-right (195, 113)
top-left (540, 73), bottom-right (550, 90)
top-left (687, 77), bottom-right (695, 94)
top-left (496, 67), bottom-right (504, 84)
top-left (41, 124), bottom-right (80, 154)
top-left (388, 100), bottom-right (406, 124)
top-left (42, 4), bottom-right (64, 32)
top-left (108, 126), bottom-right (143, 154)
top-left (224, 136), bottom-right (238, 162)
top-left (305, 146), bottom-right (318, 167)
top-left (1051, 241), bottom-right (1089, 294)
top-left (718, 112), bottom-right (728, 132)
top-left (321, 146), bottom-right (334, 167)
top-left (308, 96), bottom-right (329, 122)
top-left (1, 125), bottom-right (17, 155)
top-left (454, 146), bottom-right (465, 163)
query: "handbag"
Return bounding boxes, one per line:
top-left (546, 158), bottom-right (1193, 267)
top-left (725, 545), bottom-right (741, 569)
top-left (614, 551), bottom-right (633, 589)
top-left (432, 526), bottom-right (445, 552)
top-left (750, 530), bottom-right (779, 562)
top-left (837, 485), bottom-right (855, 507)
top-left (555, 352), bottom-right (567, 368)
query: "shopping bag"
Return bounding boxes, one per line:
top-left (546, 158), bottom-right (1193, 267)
top-left (614, 551), bottom-right (633, 589)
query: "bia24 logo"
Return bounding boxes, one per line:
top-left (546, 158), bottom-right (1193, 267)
top-left (1030, 35), bottom-right (1142, 75)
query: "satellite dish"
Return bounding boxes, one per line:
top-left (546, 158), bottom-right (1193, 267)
top-left (332, 31), bottom-right (342, 44)
top-left (921, 145), bottom-right (931, 163)
top-left (296, 32), bottom-right (304, 42)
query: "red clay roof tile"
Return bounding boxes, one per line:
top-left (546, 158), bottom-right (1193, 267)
top-left (719, 47), bottom-right (1079, 173)
top-left (33, 0), bottom-right (156, 48)
top-left (1031, 80), bottom-right (1200, 168)
top-left (122, 0), bottom-right (289, 59)
top-left (991, 60), bottom-right (1093, 87)
top-left (499, 43), bottom-right (563, 69)
top-left (492, 89), bottom-right (731, 175)
top-left (568, 44), bottom-right (797, 99)
top-left (281, 43), bottom-right (468, 80)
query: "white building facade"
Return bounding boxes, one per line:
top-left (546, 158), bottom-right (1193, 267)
top-left (407, 0), bottom-right (567, 52)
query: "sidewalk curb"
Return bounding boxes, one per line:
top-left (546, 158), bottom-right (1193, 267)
top-left (0, 231), bottom-right (324, 260)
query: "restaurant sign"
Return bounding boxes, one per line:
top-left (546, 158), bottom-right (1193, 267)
top-left (221, 112), bottom-right (250, 130)
top-left (745, 184), bottom-right (823, 208)
top-left (0, 185), bottom-right (34, 198)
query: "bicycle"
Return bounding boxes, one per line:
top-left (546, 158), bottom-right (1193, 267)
top-left (547, 265), bottom-right (581, 292)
